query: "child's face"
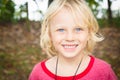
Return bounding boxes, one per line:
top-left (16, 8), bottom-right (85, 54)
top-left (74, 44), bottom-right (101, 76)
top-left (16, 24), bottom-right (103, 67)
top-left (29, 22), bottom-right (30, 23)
top-left (49, 7), bottom-right (89, 58)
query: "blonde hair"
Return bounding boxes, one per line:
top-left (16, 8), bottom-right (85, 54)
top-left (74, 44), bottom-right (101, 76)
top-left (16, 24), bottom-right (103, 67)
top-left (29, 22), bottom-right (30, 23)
top-left (40, 0), bottom-right (103, 57)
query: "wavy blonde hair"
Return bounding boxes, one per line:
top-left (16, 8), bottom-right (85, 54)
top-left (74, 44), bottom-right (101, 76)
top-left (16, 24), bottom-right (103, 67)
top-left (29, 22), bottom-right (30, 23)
top-left (40, 0), bottom-right (104, 57)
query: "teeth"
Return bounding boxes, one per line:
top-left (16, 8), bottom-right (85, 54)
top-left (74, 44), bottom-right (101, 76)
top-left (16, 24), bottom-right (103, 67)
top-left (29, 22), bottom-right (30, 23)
top-left (64, 45), bottom-right (76, 48)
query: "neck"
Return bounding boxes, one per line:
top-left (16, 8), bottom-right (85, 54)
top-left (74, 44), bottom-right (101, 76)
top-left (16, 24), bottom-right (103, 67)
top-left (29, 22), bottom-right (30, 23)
top-left (57, 53), bottom-right (85, 66)
top-left (55, 53), bottom-right (86, 80)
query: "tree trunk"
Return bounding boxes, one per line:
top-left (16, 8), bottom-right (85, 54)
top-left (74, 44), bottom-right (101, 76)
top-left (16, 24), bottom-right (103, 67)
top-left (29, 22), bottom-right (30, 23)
top-left (107, 0), bottom-right (112, 24)
top-left (25, 2), bottom-right (30, 31)
top-left (48, 0), bottom-right (53, 7)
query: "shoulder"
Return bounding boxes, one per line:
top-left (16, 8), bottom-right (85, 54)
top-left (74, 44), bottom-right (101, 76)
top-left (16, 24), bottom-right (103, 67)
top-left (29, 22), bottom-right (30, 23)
top-left (91, 56), bottom-right (118, 80)
top-left (94, 57), bottom-right (110, 67)
top-left (28, 60), bottom-right (46, 80)
top-left (89, 56), bottom-right (112, 74)
top-left (92, 56), bottom-right (113, 72)
top-left (32, 60), bottom-right (46, 71)
top-left (29, 57), bottom-right (57, 80)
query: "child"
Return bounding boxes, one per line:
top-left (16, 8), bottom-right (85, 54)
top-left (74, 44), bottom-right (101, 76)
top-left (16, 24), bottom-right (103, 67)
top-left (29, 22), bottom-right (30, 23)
top-left (29, 0), bottom-right (118, 80)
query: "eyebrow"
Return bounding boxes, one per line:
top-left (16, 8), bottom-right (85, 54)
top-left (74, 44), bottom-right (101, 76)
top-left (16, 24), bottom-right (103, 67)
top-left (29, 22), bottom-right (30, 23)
top-left (75, 23), bottom-right (88, 28)
top-left (54, 24), bottom-right (67, 27)
top-left (54, 24), bottom-right (88, 29)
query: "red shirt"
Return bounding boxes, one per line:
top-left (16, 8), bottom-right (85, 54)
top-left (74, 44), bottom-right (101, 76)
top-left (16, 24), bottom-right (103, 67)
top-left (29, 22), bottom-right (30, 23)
top-left (29, 56), bottom-right (118, 80)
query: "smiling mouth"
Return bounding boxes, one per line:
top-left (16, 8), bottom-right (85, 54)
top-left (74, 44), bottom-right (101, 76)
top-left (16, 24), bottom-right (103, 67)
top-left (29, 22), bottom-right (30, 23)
top-left (62, 44), bottom-right (78, 49)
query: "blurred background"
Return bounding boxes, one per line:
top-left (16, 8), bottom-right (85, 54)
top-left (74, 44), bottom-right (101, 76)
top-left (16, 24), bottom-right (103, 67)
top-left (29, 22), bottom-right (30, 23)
top-left (0, 0), bottom-right (120, 80)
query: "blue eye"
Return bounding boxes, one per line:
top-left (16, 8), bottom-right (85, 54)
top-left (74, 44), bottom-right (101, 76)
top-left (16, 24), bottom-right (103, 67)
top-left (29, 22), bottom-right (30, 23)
top-left (58, 29), bottom-right (64, 32)
top-left (75, 28), bottom-right (81, 32)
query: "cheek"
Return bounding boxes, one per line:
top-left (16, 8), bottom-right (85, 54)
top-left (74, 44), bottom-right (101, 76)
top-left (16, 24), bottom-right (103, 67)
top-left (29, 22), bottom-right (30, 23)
top-left (55, 37), bottom-right (63, 46)
top-left (78, 34), bottom-right (88, 49)
top-left (78, 33), bottom-right (89, 42)
top-left (50, 33), bottom-right (63, 45)
top-left (51, 32), bottom-right (65, 40)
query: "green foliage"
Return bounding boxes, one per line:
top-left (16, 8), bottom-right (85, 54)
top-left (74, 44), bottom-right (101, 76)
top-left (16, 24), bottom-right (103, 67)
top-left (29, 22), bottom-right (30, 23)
top-left (86, 0), bottom-right (99, 8)
top-left (86, 0), bottom-right (100, 16)
top-left (98, 17), bottom-right (120, 28)
top-left (112, 17), bottom-right (120, 27)
top-left (14, 2), bottom-right (28, 21)
top-left (86, 0), bottom-right (120, 28)
top-left (0, 0), bottom-right (15, 24)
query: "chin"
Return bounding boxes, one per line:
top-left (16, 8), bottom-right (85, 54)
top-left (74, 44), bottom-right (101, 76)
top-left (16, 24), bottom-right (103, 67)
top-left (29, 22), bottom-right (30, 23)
top-left (60, 51), bottom-right (80, 58)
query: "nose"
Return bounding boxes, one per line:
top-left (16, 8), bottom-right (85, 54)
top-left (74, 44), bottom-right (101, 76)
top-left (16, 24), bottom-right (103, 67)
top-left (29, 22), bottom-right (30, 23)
top-left (66, 31), bottom-right (74, 41)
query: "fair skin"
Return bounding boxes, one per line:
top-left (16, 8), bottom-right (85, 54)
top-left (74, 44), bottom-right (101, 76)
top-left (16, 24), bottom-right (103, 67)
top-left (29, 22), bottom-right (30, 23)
top-left (46, 7), bottom-right (91, 76)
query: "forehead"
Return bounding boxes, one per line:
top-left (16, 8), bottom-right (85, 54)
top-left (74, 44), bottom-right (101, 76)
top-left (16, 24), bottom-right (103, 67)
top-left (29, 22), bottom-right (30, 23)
top-left (50, 7), bottom-right (87, 28)
top-left (50, 7), bottom-right (73, 25)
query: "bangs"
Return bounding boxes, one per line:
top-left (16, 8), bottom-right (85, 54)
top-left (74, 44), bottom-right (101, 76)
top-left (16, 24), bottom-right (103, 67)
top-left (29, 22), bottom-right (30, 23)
top-left (64, 2), bottom-right (89, 30)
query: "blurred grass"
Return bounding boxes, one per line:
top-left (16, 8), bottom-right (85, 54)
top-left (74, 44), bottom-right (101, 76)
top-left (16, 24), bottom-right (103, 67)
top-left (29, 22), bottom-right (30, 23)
top-left (0, 45), bottom-right (47, 80)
